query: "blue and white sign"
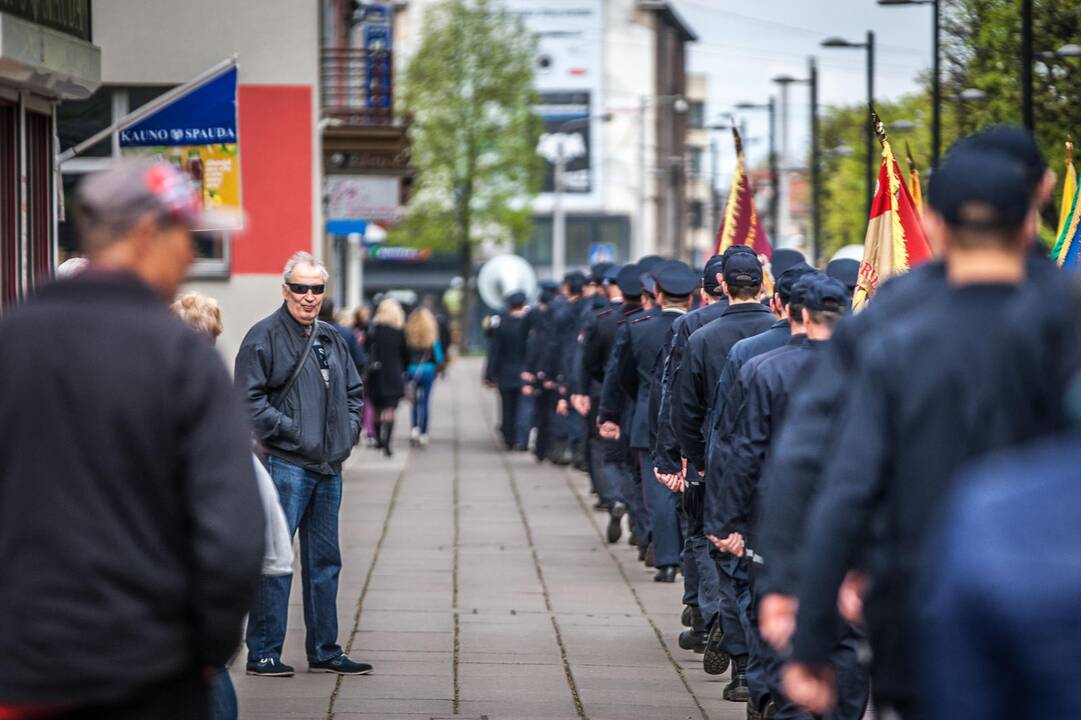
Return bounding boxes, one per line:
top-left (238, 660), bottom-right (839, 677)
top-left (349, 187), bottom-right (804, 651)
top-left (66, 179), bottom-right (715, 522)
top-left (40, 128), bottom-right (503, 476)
top-left (119, 66), bottom-right (238, 147)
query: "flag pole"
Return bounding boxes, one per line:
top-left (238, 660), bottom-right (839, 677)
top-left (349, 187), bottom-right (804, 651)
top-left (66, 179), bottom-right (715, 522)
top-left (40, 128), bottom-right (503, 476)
top-left (57, 55), bottom-right (238, 165)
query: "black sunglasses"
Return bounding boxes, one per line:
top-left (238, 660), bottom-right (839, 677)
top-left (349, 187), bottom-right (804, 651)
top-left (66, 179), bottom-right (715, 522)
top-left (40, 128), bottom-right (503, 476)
top-left (286, 282), bottom-right (326, 295)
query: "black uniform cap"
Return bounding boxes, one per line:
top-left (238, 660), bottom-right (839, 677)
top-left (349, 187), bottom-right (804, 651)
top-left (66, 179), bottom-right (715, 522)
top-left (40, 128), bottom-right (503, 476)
top-left (826, 258), bottom-right (859, 293)
top-left (723, 251), bottom-right (763, 287)
top-left (603, 263), bottom-right (623, 284)
top-left (721, 244), bottom-right (756, 266)
top-left (771, 248), bottom-right (806, 279)
top-left (636, 255), bottom-right (666, 297)
top-left (789, 271), bottom-right (822, 309)
top-left (616, 264), bottom-right (643, 297)
top-left (953, 125), bottom-right (1046, 195)
top-left (776, 262), bottom-right (815, 305)
top-left (929, 145), bottom-right (1031, 232)
top-left (590, 262), bottom-right (614, 284)
top-left (563, 270), bottom-right (588, 294)
top-left (802, 274), bottom-right (850, 313)
top-left (655, 261), bottom-right (699, 296)
top-left (702, 254), bottom-right (725, 295)
top-left (539, 280), bottom-right (559, 303)
top-left (505, 291), bottom-right (527, 308)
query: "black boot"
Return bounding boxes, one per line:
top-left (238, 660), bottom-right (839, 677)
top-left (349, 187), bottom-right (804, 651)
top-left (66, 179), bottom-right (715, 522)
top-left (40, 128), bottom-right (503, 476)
top-left (723, 655), bottom-right (750, 702)
top-left (606, 502), bottom-right (626, 544)
top-left (374, 421), bottom-right (385, 450)
top-left (678, 606), bottom-right (708, 652)
top-left (382, 420), bottom-right (394, 457)
top-left (654, 565), bottom-right (678, 583)
top-left (703, 618), bottom-right (730, 675)
top-left (681, 605), bottom-right (694, 628)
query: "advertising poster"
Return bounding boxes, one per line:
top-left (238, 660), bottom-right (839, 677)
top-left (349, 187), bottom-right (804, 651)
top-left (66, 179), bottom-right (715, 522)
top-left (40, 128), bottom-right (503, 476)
top-left (119, 66), bottom-right (243, 230)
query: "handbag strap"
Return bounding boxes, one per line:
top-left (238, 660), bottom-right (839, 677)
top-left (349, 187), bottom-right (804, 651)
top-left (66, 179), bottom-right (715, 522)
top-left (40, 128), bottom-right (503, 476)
top-left (271, 321), bottom-right (322, 410)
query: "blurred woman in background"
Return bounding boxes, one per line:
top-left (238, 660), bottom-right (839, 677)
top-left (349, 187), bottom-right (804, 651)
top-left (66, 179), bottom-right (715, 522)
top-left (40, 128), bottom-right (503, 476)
top-left (365, 298), bottom-right (410, 456)
top-left (351, 305), bottom-right (377, 446)
top-left (404, 306), bottom-right (445, 447)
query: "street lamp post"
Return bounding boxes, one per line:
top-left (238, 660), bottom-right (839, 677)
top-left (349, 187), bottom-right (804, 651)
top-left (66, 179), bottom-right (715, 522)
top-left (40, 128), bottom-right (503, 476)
top-left (772, 65), bottom-right (818, 256)
top-left (636, 95), bottom-right (688, 260)
top-left (822, 31), bottom-right (876, 216)
top-left (735, 97), bottom-right (779, 240)
top-left (879, 0), bottom-right (940, 169)
top-left (541, 115), bottom-right (602, 279)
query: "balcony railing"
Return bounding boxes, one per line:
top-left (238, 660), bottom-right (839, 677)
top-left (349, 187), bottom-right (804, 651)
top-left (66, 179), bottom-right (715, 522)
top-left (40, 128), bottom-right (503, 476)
top-left (321, 48), bottom-right (394, 126)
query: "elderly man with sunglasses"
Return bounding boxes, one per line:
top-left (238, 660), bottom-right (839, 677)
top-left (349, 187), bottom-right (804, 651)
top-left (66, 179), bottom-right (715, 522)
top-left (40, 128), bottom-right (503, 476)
top-left (235, 251), bottom-right (369, 678)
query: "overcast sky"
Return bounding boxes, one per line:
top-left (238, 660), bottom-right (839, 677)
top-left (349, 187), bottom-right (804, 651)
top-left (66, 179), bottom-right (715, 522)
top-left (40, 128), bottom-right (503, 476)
top-left (674, 0), bottom-right (935, 175)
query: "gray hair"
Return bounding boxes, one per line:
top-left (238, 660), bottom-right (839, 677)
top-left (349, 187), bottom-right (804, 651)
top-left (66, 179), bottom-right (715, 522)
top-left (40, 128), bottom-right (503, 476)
top-left (283, 251), bottom-right (329, 283)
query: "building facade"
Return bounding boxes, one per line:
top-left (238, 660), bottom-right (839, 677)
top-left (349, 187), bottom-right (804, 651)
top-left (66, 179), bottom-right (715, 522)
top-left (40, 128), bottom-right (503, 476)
top-left (54, 0), bottom-right (321, 358)
top-left (684, 71), bottom-right (711, 264)
top-left (393, 0), bottom-right (697, 276)
top-left (0, 0), bottom-right (100, 309)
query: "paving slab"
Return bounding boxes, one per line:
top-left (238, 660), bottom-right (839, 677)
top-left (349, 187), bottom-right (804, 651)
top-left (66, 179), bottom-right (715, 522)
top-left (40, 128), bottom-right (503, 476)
top-left (233, 358), bottom-right (767, 720)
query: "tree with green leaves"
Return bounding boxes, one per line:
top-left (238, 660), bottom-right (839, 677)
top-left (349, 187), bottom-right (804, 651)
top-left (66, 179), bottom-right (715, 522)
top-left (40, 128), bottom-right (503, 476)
top-left (392, 0), bottom-right (542, 334)
top-left (812, 0), bottom-right (1081, 259)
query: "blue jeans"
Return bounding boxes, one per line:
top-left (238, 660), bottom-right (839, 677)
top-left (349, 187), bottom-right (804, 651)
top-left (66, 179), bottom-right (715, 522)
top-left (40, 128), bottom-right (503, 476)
top-left (208, 669), bottom-right (237, 720)
top-left (411, 366), bottom-right (436, 434)
top-left (246, 456), bottom-right (343, 664)
top-left (638, 450), bottom-right (682, 567)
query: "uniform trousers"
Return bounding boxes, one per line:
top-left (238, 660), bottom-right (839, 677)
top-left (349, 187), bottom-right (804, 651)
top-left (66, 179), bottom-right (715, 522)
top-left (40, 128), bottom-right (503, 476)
top-left (682, 481), bottom-right (720, 624)
top-left (746, 559), bottom-right (869, 719)
top-left (498, 387), bottom-right (523, 448)
top-left (638, 449), bottom-right (682, 567)
top-left (532, 388), bottom-right (555, 461)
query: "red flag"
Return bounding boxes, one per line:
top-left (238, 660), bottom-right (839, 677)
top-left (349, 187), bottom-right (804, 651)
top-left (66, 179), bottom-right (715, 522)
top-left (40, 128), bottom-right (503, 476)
top-left (853, 117), bottom-right (931, 310)
top-left (714, 129), bottom-right (772, 259)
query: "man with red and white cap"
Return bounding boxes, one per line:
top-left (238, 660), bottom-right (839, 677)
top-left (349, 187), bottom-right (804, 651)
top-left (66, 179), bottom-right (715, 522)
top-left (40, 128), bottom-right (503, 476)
top-left (0, 158), bottom-right (265, 718)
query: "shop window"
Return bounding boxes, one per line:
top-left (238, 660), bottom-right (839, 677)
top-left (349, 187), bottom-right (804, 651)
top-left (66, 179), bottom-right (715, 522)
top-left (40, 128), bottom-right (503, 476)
top-left (688, 101), bottom-right (705, 130)
top-left (57, 86), bottom-right (231, 277)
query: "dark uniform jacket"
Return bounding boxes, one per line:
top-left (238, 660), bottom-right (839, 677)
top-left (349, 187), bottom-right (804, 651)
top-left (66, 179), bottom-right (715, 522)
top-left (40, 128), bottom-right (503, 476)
top-left (704, 337), bottom-right (804, 539)
top-left (598, 305), bottom-right (657, 429)
top-left (651, 299), bottom-right (729, 473)
top-left (485, 310), bottom-right (530, 389)
top-left (674, 302), bottom-right (775, 470)
top-left (523, 302), bottom-right (553, 383)
top-left (611, 308), bottom-right (683, 450)
top-left (715, 335), bottom-right (821, 544)
top-left (584, 300), bottom-right (630, 386)
top-left (569, 295), bottom-right (615, 396)
top-left (792, 282), bottom-right (1060, 705)
top-left (0, 272), bottom-right (264, 705)
top-left (236, 304), bottom-right (364, 475)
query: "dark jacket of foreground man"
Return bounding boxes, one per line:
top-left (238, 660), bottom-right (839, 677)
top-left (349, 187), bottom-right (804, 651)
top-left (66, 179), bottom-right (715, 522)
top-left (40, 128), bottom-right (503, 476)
top-left (0, 271), bottom-right (264, 706)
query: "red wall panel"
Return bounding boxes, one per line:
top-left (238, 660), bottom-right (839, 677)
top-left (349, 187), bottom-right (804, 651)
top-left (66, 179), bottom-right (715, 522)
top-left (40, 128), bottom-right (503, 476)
top-left (232, 85), bottom-right (313, 275)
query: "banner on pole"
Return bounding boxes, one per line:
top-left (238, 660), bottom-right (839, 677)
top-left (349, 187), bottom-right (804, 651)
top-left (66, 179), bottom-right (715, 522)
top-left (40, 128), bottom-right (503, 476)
top-left (119, 66), bottom-right (243, 231)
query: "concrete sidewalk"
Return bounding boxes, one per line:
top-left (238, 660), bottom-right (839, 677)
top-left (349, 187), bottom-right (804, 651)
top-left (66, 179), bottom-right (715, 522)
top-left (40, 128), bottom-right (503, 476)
top-left (231, 357), bottom-right (755, 720)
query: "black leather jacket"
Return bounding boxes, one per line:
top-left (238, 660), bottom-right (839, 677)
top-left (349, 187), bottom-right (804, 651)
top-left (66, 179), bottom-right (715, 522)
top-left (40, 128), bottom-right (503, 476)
top-left (235, 304), bottom-right (363, 475)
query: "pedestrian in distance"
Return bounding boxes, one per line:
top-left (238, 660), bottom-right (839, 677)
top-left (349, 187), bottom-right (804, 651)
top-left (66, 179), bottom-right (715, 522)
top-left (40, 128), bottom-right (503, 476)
top-left (350, 305), bottom-right (378, 446)
top-left (235, 251), bottom-right (370, 678)
top-left (405, 305), bottom-right (445, 447)
top-left (365, 297), bottom-right (411, 456)
top-left (319, 298), bottom-right (368, 378)
top-left (0, 158), bottom-right (264, 719)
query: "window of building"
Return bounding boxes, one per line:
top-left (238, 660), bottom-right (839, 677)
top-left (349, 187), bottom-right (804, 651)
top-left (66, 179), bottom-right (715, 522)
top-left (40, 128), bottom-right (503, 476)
top-left (687, 147), bottom-right (703, 178)
top-left (688, 101), bottom-right (705, 130)
top-left (57, 86), bottom-right (230, 277)
top-left (523, 215), bottom-right (631, 267)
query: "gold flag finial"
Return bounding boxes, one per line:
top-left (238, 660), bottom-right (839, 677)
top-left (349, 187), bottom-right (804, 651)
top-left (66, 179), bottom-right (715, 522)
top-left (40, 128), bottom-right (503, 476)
top-left (732, 127), bottom-right (744, 156)
top-left (870, 105), bottom-right (888, 146)
top-left (905, 141), bottom-right (918, 173)
top-left (1068, 136), bottom-right (1074, 162)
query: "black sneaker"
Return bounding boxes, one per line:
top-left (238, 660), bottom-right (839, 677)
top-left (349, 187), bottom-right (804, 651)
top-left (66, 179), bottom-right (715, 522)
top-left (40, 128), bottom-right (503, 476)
top-left (246, 657), bottom-right (295, 677)
top-left (309, 654), bottom-right (373, 675)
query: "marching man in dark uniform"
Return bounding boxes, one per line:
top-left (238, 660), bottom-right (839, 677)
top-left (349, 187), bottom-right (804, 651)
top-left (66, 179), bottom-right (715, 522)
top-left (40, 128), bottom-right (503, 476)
top-left (484, 291), bottom-right (531, 450)
top-left (600, 261), bottom-right (700, 582)
top-left (709, 273), bottom-right (868, 720)
top-left (597, 264), bottom-right (655, 550)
